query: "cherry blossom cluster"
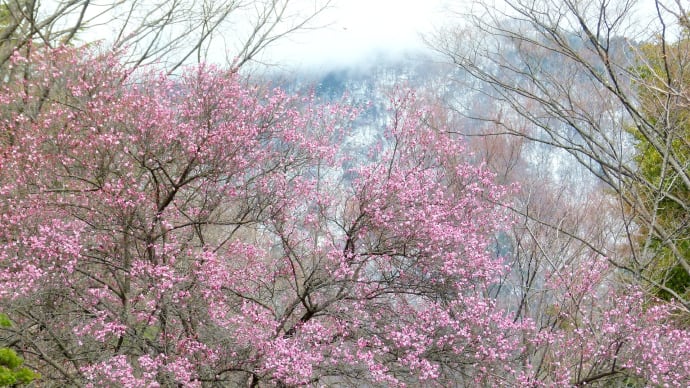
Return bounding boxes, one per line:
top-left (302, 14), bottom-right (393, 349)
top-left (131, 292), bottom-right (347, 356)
top-left (0, 46), bottom-right (689, 387)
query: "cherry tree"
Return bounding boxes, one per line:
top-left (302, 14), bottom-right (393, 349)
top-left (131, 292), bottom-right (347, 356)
top-left (0, 45), bottom-right (521, 386)
top-left (409, 88), bottom-right (690, 386)
top-left (1, 45), bottom-right (690, 387)
top-left (0, 0), bottom-right (333, 73)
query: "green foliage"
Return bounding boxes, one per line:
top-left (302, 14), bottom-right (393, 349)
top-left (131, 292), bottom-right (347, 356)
top-left (630, 37), bottom-right (690, 300)
top-left (0, 8), bottom-right (9, 28)
top-left (0, 315), bottom-right (11, 328)
top-left (0, 349), bottom-right (22, 370)
top-left (0, 349), bottom-right (39, 386)
top-left (0, 315), bottom-right (39, 386)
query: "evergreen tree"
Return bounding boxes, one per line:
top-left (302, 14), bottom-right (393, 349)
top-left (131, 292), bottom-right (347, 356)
top-left (0, 314), bottom-right (39, 386)
top-left (631, 33), bottom-right (690, 301)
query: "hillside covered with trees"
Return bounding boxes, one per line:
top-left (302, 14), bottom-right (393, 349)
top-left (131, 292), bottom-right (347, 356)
top-left (0, 0), bottom-right (689, 386)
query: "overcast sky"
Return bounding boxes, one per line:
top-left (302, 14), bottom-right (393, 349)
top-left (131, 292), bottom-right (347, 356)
top-left (70, 0), bottom-right (662, 72)
top-left (263, 0), bottom-right (451, 69)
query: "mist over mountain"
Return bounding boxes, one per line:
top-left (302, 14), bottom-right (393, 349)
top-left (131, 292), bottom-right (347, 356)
top-left (265, 38), bottom-right (612, 192)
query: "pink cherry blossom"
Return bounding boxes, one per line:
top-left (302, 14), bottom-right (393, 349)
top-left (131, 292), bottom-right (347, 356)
top-left (0, 46), bottom-right (689, 387)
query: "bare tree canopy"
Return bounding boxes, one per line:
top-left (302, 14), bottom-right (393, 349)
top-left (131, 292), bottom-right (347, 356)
top-left (433, 0), bottom-right (690, 307)
top-left (0, 0), bottom-right (332, 72)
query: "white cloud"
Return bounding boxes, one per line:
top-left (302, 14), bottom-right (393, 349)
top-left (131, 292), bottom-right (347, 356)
top-left (262, 0), bottom-right (450, 69)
